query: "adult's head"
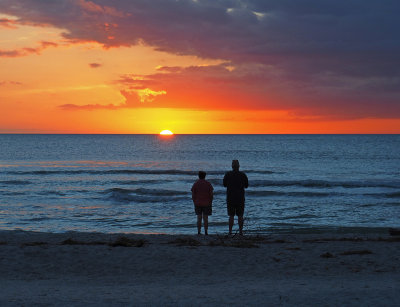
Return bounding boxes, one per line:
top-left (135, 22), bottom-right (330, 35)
top-left (198, 171), bottom-right (206, 179)
top-left (232, 160), bottom-right (240, 171)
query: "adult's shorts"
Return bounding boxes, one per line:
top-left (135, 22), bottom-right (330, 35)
top-left (195, 205), bottom-right (212, 216)
top-left (227, 203), bottom-right (245, 217)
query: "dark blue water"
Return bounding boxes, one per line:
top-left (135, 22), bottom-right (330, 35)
top-left (0, 134), bottom-right (399, 234)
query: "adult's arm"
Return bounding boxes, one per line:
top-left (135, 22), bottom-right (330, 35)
top-left (244, 173), bottom-right (249, 189)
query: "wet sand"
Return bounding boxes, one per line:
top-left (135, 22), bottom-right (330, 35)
top-left (0, 230), bottom-right (399, 306)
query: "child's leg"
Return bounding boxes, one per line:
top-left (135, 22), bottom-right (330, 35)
top-left (197, 215), bottom-right (202, 234)
top-left (203, 214), bottom-right (208, 235)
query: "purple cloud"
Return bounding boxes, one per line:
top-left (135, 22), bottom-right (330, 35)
top-left (0, 0), bottom-right (399, 117)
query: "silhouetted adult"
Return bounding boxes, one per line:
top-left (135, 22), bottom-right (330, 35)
top-left (223, 160), bottom-right (248, 235)
top-left (191, 171), bottom-right (214, 235)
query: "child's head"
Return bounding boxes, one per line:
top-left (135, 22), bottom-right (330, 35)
top-left (198, 171), bottom-right (206, 179)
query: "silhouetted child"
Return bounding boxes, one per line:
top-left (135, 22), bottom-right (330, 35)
top-left (191, 171), bottom-right (213, 235)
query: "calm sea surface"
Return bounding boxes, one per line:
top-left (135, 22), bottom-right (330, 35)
top-left (0, 134), bottom-right (399, 234)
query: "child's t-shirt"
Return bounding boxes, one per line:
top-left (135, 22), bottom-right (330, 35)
top-left (191, 179), bottom-right (213, 206)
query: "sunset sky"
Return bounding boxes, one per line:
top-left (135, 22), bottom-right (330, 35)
top-left (0, 0), bottom-right (399, 133)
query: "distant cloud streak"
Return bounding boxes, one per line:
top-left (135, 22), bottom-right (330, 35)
top-left (0, 41), bottom-right (58, 57)
top-left (60, 103), bottom-right (119, 110)
top-left (89, 63), bottom-right (102, 68)
top-left (0, 80), bottom-right (22, 86)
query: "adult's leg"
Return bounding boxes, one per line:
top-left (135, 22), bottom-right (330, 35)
top-left (197, 215), bottom-right (202, 234)
top-left (203, 214), bottom-right (208, 235)
top-left (227, 204), bottom-right (235, 235)
top-left (238, 215), bottom-right (244, 235)
top-left (229, 216), bottom-right (234, 235)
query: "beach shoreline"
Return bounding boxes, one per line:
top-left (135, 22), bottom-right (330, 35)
top-left (1, 230), bottom-right (399, 306)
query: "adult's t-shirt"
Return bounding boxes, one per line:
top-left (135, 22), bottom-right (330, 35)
top-left (223, 170), bottom-right (248, 205)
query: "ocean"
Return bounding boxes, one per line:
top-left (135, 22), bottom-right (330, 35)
top-left (0, 134), bottom-right (399, 235)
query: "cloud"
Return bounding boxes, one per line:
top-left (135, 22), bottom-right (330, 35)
top-left (77, 0), bottom-right (126, 18)
top-left (89, 62), bottom-right (102, 68)
top-left (59, 103), bottom-right (119, 110)
top-left (2, 1), bottom-right (398, 60)
top-left (135, 88), bottom-right (166, 103)
top-left (59, 61), bottom-right (400, 119)
top-left (59, 86), bottom-right (166, 110)
top-left (0, 17), bottom-right (18, 29)
top-left (114, 63), bottom-right (400, 118)
top-left (1, 0), bottom-right (399, 117)
top-left (40, 41), bottom-right (58, 48)
top-left (0, 50), bottom-right (22, 57)
top-left (0, 47), bottom-right (43, 57)
top-left (0, 41), bottom-right (58, 57)
top-left (0, 80), bottom-right (22, 86)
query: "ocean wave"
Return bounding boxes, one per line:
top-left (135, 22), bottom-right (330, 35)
top-left (386, 192), bottom-right (400, 198)
top-left (23, 217), bottom-right (50, 222)
top-left (107, 192), bottom-right (188, 203)
top-left (0, 180), bottom-right (32, 185)
top-left (5, 169), bottom-right (200, 176)
top-left (250, 179), bottom-right (400, 189)
top-left (364, 192), bottom-right (400, 199)
top-left (0, 191), bottom-right (26, 196)
top-left (5, 169), bottom-right (276, 176)
top-left (104, 187), bottom-right (190, 203)
top-left (112, 179), bottom-right (176, 185)
top-left (104, 187), bottom-right (188, 196)
top-left (246, 225), bottom-right (392, 235)
top-left (104, 186), bottom-right (396, 199)
top-left (37, 191), bottom-right (67, 196)
top-left (280, 214), bottom-right (319, 220)
top-left (244, 170), bottom-right (276, 174)
top-left (247, 190), bottom-right (332, 197)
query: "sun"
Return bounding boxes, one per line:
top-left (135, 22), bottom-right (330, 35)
top-left (159, 130), bottom-right (174, 135)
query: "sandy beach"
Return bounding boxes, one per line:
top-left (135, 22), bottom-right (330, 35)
top-left (0, 230), bottom-right (399, 306)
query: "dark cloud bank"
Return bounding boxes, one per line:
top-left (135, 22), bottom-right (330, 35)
top-left (1, 0), bottom-right (399, 118)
